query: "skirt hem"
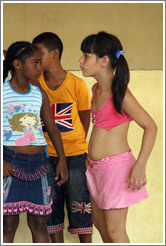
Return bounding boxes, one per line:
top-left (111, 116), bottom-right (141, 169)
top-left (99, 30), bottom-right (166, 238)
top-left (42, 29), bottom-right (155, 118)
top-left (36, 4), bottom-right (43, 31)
top-left (3, 199), bottom-right (53, 216)
top-left (91, 194), bottom-right (148, 210)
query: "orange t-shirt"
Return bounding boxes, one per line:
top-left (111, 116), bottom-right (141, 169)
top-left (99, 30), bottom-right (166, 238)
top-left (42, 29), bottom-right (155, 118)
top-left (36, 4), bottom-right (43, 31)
top-left (39, 71), bottom-right (91, 157)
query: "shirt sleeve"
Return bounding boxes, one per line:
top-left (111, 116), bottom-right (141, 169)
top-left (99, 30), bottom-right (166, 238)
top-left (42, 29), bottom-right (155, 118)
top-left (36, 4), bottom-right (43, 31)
top-left (76, 79), bottom-right (91, 111)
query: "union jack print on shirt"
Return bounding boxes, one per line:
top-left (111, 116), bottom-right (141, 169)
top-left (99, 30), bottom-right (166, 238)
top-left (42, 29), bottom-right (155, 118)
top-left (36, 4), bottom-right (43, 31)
top-left (71, 201), bottom-right (92, 214)
top-left (42, 103), bottom-right (74, 132)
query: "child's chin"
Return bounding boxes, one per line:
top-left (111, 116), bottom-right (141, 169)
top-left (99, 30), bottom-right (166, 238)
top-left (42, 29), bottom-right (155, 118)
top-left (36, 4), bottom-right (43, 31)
top-left (82, 72), bottom-right (90, 77)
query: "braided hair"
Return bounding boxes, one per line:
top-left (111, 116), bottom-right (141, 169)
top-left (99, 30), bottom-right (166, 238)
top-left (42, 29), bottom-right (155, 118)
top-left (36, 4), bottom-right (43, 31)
top-left (3, 41), bottom-right (40, 82)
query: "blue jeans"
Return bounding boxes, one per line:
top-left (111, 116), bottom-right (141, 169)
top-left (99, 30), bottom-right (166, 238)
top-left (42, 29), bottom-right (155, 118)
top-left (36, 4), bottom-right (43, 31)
top-left (47, 153), bottom-right (93, 234)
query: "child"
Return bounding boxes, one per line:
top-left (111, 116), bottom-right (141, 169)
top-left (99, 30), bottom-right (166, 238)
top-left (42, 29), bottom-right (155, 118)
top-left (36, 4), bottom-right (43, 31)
top-left (32, 32), bottom-right (93, 243)
top-left (79, 31), bottom-right (157, 243)
top-left (3, 41), bottom-right (68, 243)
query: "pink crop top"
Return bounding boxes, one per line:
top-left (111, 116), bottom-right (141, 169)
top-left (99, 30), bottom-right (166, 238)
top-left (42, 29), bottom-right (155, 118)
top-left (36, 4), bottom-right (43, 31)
top-left (91, 84), bottom-right (133, 130)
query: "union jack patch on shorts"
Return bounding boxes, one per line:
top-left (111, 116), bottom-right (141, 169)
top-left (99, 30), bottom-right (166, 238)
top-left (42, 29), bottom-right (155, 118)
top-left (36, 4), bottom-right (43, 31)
top-left (71, 201), bottom-right (92, 214)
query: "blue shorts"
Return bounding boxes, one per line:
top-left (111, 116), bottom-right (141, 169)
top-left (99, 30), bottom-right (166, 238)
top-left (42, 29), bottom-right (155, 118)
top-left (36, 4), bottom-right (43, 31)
top-left (3, 146), bottom-right (52, 216)
top-left (47, 153), bottom-right (93, 235)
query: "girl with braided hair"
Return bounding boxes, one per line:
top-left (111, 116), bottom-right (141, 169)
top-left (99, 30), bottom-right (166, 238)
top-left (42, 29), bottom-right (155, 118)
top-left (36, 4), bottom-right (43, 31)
top-left (3, 41), bottom-right (68, 243)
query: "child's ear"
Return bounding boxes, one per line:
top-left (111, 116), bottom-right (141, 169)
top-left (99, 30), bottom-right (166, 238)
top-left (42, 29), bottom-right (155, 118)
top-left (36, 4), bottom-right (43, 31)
top-left (101, 55), bottom-right (110, 68)
top-left (13, 59), bottom-right (22, 70)
top-left (52, 49), bottom-right (60, 59)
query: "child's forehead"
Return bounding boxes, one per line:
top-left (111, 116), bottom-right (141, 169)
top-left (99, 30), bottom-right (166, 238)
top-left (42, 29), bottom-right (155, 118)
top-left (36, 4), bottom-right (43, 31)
top-left (21, 113), bottom-right (35, 117)
top-left (32, 50), bottom-right (42, 58)
top-left (25, 51), bottom-right (42, 61)
top-left (34, 43), bottom-right (48, 52)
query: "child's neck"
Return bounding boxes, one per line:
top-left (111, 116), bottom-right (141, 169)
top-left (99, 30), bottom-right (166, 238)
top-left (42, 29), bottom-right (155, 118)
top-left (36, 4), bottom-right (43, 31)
top-left (43, 66), bottom-right (67, 90)
top-left (95, 71), bottom-right (114, 91)
top-left (10, 77), bottom-right (30, 93)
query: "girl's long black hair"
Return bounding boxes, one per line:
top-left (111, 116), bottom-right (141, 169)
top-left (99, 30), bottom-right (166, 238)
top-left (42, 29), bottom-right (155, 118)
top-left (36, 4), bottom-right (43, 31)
top-left (3, 41), bottom-right (40, 82)
top-left (81, 31), bottom-right (130, 114)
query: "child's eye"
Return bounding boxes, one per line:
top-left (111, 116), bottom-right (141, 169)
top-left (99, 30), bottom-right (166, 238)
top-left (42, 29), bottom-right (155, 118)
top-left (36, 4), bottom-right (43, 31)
top-left (84, 54), bottom-right (89, 59)
top-left (33, 62), bottom-right (37, 66)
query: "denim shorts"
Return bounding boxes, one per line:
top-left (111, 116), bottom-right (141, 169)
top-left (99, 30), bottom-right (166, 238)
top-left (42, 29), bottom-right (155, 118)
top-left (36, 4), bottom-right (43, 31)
top-left (47, 153), bottom-right (93, 235)
top-left (3, 146), bottom-right (52, 216)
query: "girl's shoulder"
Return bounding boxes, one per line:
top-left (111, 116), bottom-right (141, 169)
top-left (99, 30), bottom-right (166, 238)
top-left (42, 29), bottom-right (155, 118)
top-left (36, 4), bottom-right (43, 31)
top-left (30, 83), bottom-right (42, 94)
top-left (30, 81), bottom-right (42, 89)
top-left (3, 80), bottom-right (9, 88)
top-left (3, 81), bottom-right (10, 94)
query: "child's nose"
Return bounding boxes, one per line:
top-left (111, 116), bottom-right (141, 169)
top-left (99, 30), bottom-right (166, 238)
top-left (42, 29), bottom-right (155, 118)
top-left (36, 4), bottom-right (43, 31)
top-left (79, 56), bottom-right (83, 64)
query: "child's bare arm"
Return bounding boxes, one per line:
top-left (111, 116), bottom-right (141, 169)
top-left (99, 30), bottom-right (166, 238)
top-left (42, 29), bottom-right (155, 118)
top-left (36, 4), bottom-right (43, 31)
top-left (78, 110), bottom-right (90, 139)
top-left (40, 89), bottom-right (68, 185)
top-left (122, 89), bottom-right (157, 190)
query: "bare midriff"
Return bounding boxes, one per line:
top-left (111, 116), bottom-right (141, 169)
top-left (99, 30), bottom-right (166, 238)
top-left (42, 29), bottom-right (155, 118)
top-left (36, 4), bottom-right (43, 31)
top-left (4, 145), bottom-right (45, 154)
top-left (88, 122), bottom-right (131, 161)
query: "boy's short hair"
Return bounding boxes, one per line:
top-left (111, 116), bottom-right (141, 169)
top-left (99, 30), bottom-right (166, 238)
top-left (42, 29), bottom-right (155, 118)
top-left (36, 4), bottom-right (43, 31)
top-left (32, 32), bottom-right (63, 59)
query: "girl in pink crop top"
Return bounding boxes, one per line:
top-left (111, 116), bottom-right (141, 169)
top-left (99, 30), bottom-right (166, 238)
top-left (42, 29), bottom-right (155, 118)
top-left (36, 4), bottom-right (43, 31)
top-left (91, 84), bottom-right (133, 130)
top-left (80, 32), bottom-right (157, 243)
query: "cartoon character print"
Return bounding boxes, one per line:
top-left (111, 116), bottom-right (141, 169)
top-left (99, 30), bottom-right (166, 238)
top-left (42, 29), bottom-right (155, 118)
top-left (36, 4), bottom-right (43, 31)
top-left (7, 104), bottom-right (26, 114)
top-left (8, 111), bottom-right (40, 146)
top-left (4, 130), bottom-right (12, 141)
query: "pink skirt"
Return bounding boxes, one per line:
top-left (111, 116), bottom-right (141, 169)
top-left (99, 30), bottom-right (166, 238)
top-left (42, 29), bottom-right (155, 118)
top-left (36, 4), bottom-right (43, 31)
top-left (85, 150), bottom-right (148, 210)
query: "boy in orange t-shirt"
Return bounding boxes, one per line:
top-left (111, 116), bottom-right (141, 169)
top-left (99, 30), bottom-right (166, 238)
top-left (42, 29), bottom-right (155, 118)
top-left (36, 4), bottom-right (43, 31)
top-left (32, 32), bottom-right (93, 243)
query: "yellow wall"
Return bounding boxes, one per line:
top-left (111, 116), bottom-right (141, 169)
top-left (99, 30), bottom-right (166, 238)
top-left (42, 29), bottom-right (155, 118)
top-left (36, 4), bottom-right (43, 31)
top-left (3, 2), bottom-right (163, 70)
top-left (3, 2), bottom-right (163, 244)
top-left (13, 70), bottom-right (163, 244)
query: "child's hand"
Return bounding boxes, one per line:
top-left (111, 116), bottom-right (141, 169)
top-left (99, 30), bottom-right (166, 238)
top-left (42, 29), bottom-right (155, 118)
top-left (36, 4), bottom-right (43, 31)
top-left (55, 159), bottom-right (68, 186)
top-left (128, 161), bottom-right (147, 190)
top-left (86, 155), bottom-right (90, 168)
top-left (3, 160), bottom-right (15, 177)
